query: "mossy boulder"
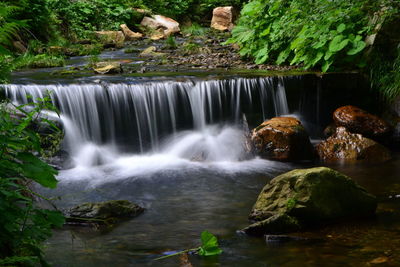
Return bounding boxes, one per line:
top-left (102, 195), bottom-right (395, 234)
top-left (68, 200), bottom-right (144, 221)
top-left (244, 167), bottom-right (377, 236)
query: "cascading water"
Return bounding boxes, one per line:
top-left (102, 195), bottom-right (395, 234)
top-left (3, 77), bottom-right (291, 183)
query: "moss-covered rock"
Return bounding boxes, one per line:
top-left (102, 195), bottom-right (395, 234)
top-left (244, 167), bottom-right (377, 236)
top-left (68, 200), bottom-right (144, 221)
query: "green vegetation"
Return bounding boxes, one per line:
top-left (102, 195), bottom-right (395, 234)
top-left (228, 0), bottom-right (400, 100)
top-left (14, 54), bottom-right (65, 69)
top-left (0, 98), bottom-right (65, 266)
top-left (155, 230), bottom-right (223, 260)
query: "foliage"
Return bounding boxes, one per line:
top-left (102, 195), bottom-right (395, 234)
top-left (228, 0), bottom-right (396, 72)
top-left (155, 230), bottom-right (223, 260)
top-left (371, 48), bottom-right (400, 102)
top-left (48, 0), bottom-right (143, 39)
top-left (0, 98), bottom-right (65, 266)
top-left (164, 36), bottom-right (178, 49)
top-left (14, 54), bottom-right (65, 69)
top-left (181, 23), bottom-right (209, 36)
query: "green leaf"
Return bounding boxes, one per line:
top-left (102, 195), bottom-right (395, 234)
top-left (329, 35), bottom-right (349, 52)
top-left (322, 60), bottom-right (333, 72)
top-left (347, 40), bottom-right (366, 55)
top-left (337, 23), bottom-right (346, 33)
top-left (17, 152), bottom-right (58, 188)
top-left (198, 231), bottom-right (223, 256)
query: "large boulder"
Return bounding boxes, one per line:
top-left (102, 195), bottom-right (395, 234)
top-left (140, 15), bottom-right (180, 37)
top-left (95, 31), bottom-right (125, 48)
top-left (211, 6), bottom-right (235, 31)
top-left (243, 167), bottom-right (377, 236)
top-left (68, 200), bottom-right (144, 221)
top-left (316, 127), bottom-right (391, 163)
top-left (251, 117), bottom-right (314, 161)
top-left (333, 105), bottom-right (391, 138)
top-left (120, 24), bottom-right (143, 40)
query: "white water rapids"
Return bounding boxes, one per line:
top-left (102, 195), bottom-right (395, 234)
top-left (3, 77), bottom-right (292, 185)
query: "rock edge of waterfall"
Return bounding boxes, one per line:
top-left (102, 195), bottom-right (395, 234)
top-left (243, 167), bottom-right (377, 236)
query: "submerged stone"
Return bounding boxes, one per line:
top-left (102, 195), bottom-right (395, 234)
top-left (68, 200), bottom-right (144, 221)
top-left (244, 167), bottom-right (377, 236)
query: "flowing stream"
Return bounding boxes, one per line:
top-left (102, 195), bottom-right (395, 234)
top-left (3, 72), bottom-right (400, 266)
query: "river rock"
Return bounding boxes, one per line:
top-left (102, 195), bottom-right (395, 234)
top-left (316, 127), bottom-right (391, 163)
top-left (243, 167), bottom-right (377, 236)
top-left (120, 24), bottom-right (143, 40)
top-left (95, 31), bottom-right (125, 48)
top-left (68, 200), bottom-right (144, 221)
top-left (93, 61), bottom-right (122, 74)
top-left (333, 105), bottom-right (391, 138)
top-left (211, 6), bottom-right (235, 31)
top-left (141, 15), bottom-right (180, 37)
top-left (251, 117), bottom-right (314, 161)
top-left (139, 46), bottom-right (165, 57)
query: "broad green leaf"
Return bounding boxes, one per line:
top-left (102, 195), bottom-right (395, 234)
top-left (198, 231), bottom-right (223, 256)
top-left (17, 152), bottom-right (58, 188)
top-left (347, 40), bottom-right (366, 55)
top-left (329, 35), bottom-right (349, 52)
top-left (337, 23), bottom-right (346, 33)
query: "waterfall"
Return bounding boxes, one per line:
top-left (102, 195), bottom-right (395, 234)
top-left (3, 77), bottom-right (291, 167)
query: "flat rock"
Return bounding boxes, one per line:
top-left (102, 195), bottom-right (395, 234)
top-left (68, 200), bottom-right (144, 221)
top-left (93, 61), bottom-right (122, 74)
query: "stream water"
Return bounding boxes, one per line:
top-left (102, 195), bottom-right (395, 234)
top-left (3, 53), bottom-right (400, 266)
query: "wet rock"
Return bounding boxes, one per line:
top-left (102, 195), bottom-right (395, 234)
top-left (93, 61), bottom-right (122, 74)
top-left (95, 31), bottom-right (125, 48)
top-left (316, 127), bottom-right (391, 163)
top-left (68, 200), bottom-right (144, 221)
top-left (120, 24), bottom-right (143, 40)
top-left (251, 117), bottom-right (314, 161)
top-left (211, 6), bottom-right (235, 31)
top-left (333, 105), bottom-right (391, 138)
top-left (244, 167), bottom-right (377, 236)
top-left (139, 46), bottom-right (165, 57)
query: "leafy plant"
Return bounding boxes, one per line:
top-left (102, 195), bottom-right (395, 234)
top-left (0, 97), bottom-right (65, 266)
top-left (164, 35), bottom-right (178, 49)
top-left (227, 0), bottom-right (396, 72)
top-left (14, 54), bottom-right (65, 69)
top-left (155, 230), bottom-right (223, 261)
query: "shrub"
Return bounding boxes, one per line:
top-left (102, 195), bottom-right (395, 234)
top-left (0, 98), bottom-right (64, 266)
top-left (228, 0), bottom-right (397, 72)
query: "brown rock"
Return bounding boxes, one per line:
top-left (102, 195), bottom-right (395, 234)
top-left (211, 6), bottom-right (235, 31)
top-left (251, 117), bottom-right (314, 161)
top-left (120, 24), bottom-right (143, 40)
top-left (95, 31), bottom-right (125, 48)
top-left (333, 105), bottom-right (391, 138)
top-left (140, 15), bottom-right (180, 37)
top-left (316, 127), bottom-right (391, 163)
